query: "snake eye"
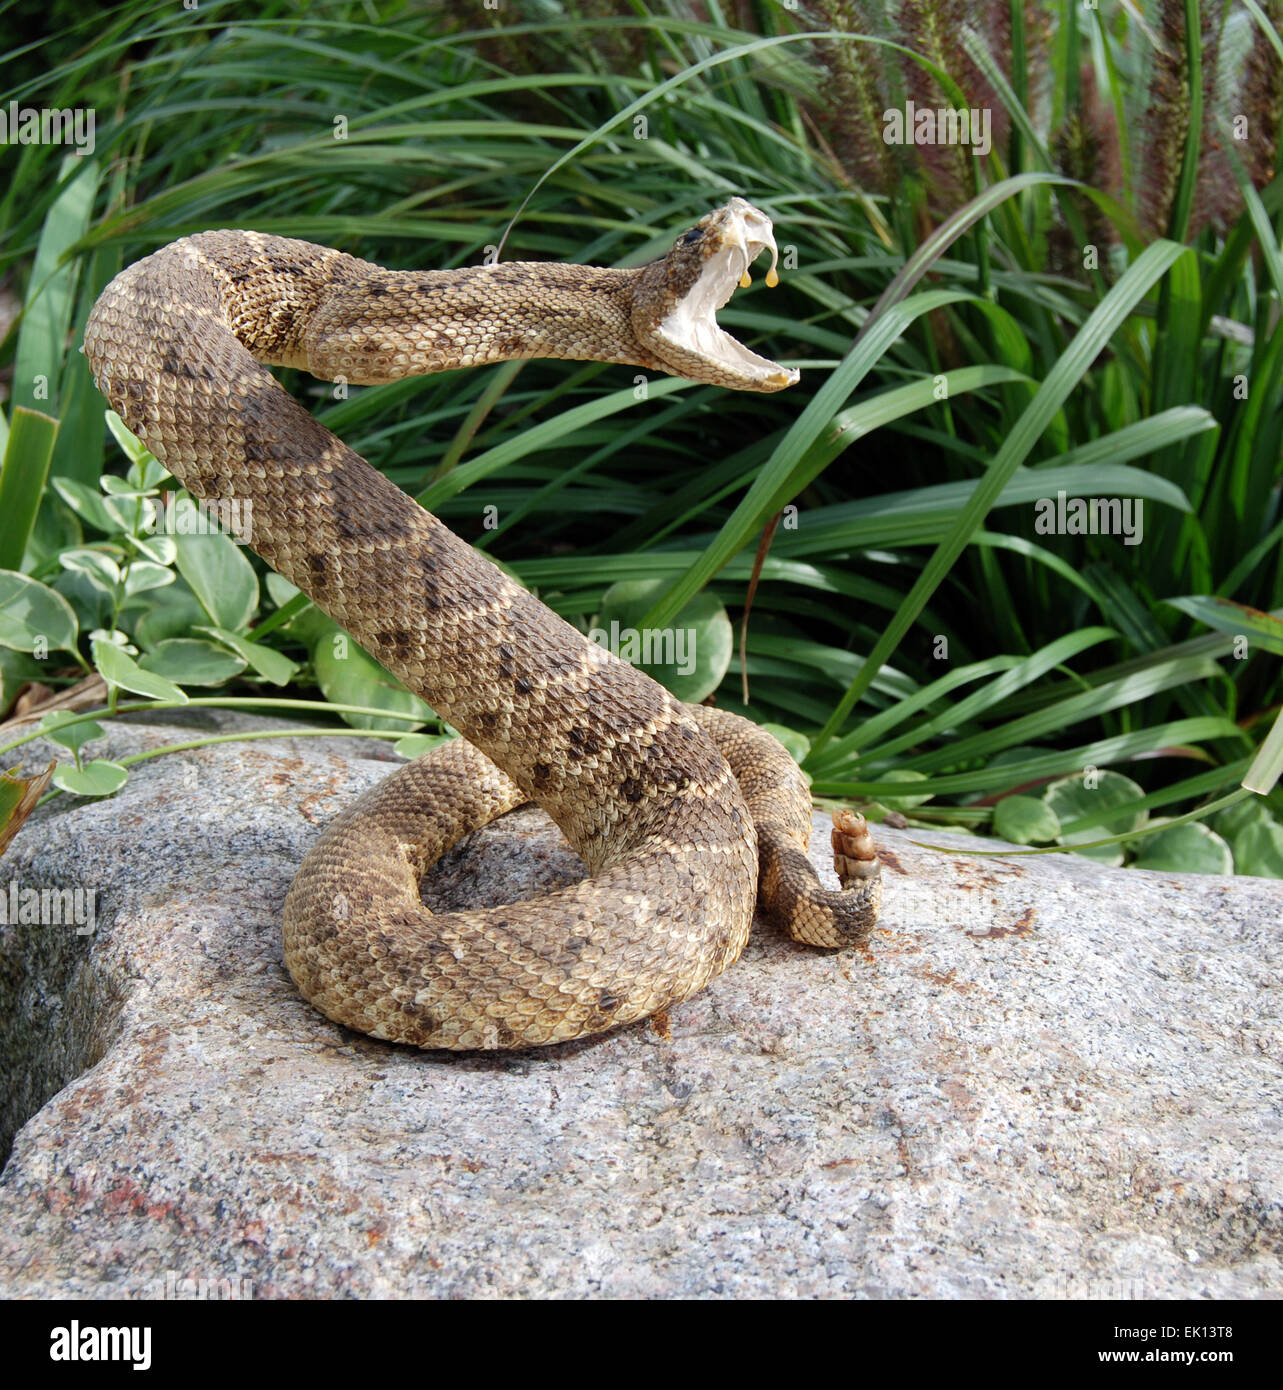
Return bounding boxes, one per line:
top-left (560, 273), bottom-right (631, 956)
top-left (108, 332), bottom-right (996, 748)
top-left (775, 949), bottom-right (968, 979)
top-left (680, 227), bottom-right (704, 245)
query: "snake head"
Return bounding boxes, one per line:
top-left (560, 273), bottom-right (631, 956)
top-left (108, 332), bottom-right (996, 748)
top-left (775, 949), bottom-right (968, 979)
top-left (632, 198), bottom-right (800, 393)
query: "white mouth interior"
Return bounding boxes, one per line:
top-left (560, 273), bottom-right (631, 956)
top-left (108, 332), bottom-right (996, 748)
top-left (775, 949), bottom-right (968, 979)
top-left (656, 202), bottom-right (799, 388)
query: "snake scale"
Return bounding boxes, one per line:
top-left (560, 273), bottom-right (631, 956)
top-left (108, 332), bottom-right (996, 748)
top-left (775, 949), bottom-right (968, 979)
top-left (84, 198), bottom-right (881, 1049)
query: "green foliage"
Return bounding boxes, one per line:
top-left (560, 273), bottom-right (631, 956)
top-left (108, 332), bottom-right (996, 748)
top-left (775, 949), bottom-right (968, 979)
top-left (596, 579), bottom-right (732, 704)
top-left (1130, 819), bottom-right (1234, 873)
top-left (51, 758), bottom-right (129, 798)
top-left (0, 408), bottom-right (58, 571)
top-left (993, 794), bottom-right (1060, 844)
top-left (0, 1), bottom-right (1280, 874)
top-left (1044, 769), bottom-right (1147, 866)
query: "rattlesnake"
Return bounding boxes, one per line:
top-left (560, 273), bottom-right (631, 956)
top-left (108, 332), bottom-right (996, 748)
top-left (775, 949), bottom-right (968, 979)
top-left (84, 198), bottom-right (881, 1049)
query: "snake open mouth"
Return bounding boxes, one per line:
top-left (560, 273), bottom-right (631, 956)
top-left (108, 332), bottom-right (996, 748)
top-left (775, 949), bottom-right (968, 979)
top-left (656, 198), bottom-right (800, 392)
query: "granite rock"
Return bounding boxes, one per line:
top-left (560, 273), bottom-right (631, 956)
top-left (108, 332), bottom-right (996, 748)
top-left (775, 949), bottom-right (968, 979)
top-left (0, 712), bottom-right (1279, 1298)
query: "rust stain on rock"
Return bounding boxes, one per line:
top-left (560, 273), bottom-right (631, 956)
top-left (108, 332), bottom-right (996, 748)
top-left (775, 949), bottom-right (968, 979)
top-left (913, 966), bottom-right (977, 993)
top-left (875, 846), bottom-right (909, 876)
top-left (969, 906), bottom-right (1037, 940)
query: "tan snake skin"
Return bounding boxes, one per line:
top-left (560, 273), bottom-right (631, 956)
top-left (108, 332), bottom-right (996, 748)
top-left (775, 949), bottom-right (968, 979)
top-left (84, 199), bottom-right (882, 1049)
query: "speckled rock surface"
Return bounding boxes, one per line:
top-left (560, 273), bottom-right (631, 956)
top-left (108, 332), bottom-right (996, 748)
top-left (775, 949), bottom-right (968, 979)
top-left (0, 712), bottom-right (1279, 1298)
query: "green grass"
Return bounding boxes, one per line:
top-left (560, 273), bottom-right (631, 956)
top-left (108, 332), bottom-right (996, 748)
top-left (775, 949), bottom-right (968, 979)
top-left (1, 0), bottom-right (1282, 874)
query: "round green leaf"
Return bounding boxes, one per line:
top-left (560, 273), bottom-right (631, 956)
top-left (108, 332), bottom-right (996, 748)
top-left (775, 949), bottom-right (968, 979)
top-left (760, 722), bottom-right (811, 765)
top-left (285, 603), bottom-right (336, 647)
top-left (99, 474), bottom-right (153, 499)
top-left (132, 583), bottom-right (210, 650)
top-left (89, 628), bottom-right (138, 655)
top-left (99, 488), bottom-right (155, 534)
top-left (1130, 821), bottom-right (1234, 875)
top-left (105, 409), bottom-right (152, 467)
top-left (130, 533), bottom-right (177, 567)
top-left (52, 759), bottom-right (129, 797)
top-left (139, 638), bottom-right (246, 686)
top-left (264, 572), bottom-right (300, 608)
top-left (993, 794), bottom-right (1061, 845)
top-left (54, 569), bottom-right (113, 629)
top-left (1043, 770), bottom-right (1146, 865)
top-left (0, 570), bottom-right (79, 654)
top-left (199, 626), bottom-right (298, 687)
top-left (595, 578), bottom-right (731, 703)
top-left (126, 452), bottom-right (171, 491)
top-left (92, 637), bottom-right (188, 703)
top-left (50, 476), bottom-right (123, 535)
top-left (170, 499), bottom-right (259, 630)
top-left (877, 768), bottom-right (933, 811)
top-left (314, 632), bottom-right (435, 731)
top-left (1207, 798), bottom-right (1264, 842)
top-left (394, 732), bottom-right (455, 759)
top-left (1224, 816), bottom-right (1283, 878)
top-left (124, 560), bottom-right (175, 597)
top-left (38, 711), bottom-right (105, 756)
top-left (59, 548), bottom-right (120, 586)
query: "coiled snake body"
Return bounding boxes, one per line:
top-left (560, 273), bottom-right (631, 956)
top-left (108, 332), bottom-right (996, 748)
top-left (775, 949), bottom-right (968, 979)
top-left (84, 200), bottom-right (881, 1049)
